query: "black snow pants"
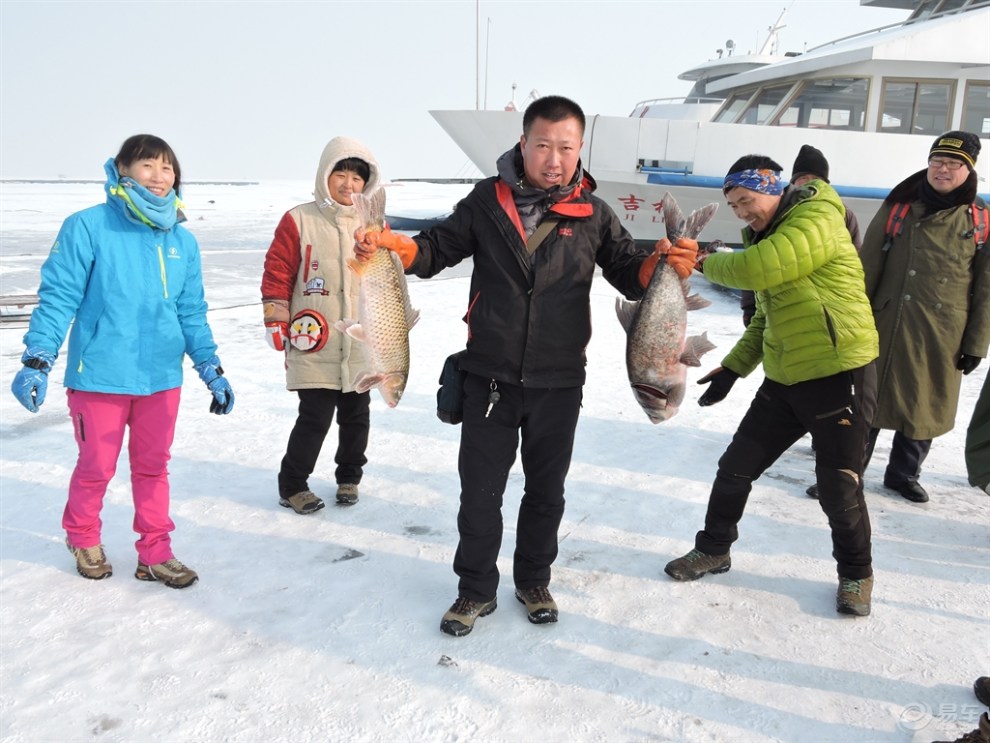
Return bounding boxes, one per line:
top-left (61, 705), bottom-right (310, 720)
top-left (695, 363), bottom-right (877, 580)
top-left (453, 373), bottom-right (582, 602)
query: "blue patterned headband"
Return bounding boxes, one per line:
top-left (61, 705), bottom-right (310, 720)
top-left (723, 168), bottom-right (785, 195)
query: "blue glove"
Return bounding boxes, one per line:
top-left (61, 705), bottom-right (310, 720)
top-left (192, 354), bottom-right (234, 415)
top-left (11, 347), bottom-right (56, 413)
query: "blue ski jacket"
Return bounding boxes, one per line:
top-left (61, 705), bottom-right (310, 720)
top-left (23, 172), bottom-right (217, 395)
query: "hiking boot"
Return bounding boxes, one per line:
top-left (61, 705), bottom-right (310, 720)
top-left (66, 539), bottom-right (112, 580)
top-left (976, 677), bottom-right (990, 708)
top-left (883, 479), bottom-right (929, 503)
top-left (836, 575), bottom-right (873, 616)
top-left (336, 483), bottom-right (359, 506)
top-left (440, 596), bottom-right (497, 637)
top-left (279, 490), bottom-right (325, 515)
top-left (664, 549), bottom-right (731, 581)
top-left (806, 483), bottom-right (820, 499)
top-left (135, 558), bottom-right (199, 589)
top-left (932, 711), bottom-right (990, 743)
top-left (515, 586), bottom-right (558, 624)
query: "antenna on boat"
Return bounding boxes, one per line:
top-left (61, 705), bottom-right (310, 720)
top-left (725, 39), bottom-right (735, 57)
top-left (758, 4), bottom-right (791, 55)
top-left (505, 83), bottom-right (518, 112)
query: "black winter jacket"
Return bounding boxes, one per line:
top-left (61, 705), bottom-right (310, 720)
top-left (409, 173), bottom-right (650, 388)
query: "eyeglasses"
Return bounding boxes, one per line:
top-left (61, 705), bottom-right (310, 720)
top-left (928, 157), bottom-right (966, 171)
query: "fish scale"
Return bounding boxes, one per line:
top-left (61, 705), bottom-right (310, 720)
top-left (615, 191), bottom-right (718, 423)
top-left (334, 188), bottom-right (419, 408)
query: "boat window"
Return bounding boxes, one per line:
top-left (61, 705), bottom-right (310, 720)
top-left (713, 93), bottom-right (752, 124)
top-left (737, 85), bottom-right (794, 125)
top-left (879, 79), bottom-right (953, 135)
top-left (772, 77), bottom-right (869, 131)
top-left (961, 81), bottom-right (990, 137)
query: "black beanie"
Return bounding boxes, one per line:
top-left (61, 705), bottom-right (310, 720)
top-left (930, 130), bottom-right (980, 169)
top-left (791, 144), bottom-right (830, 183)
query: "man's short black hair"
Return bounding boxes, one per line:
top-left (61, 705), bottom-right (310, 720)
top-left (332, 157), bottom-right (370, 182)
top-left (523, 95), bottom-right (585, 137)
top-left (726, 154), bottom-right (784, 175)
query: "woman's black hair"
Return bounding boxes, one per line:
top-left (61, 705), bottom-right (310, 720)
top-left (332, 157), bottom-right (370, 182)
top-left (114, 134), bottom-right (181, 193)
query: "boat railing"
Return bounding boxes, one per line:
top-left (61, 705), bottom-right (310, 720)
top-left (631, 96), bottom-right (724, 110)
top-left (807, 0), bottom-right (990, 54)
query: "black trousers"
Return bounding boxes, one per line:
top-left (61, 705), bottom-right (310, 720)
top-left (863, 428), bottom-right (932, 486)
top-left (695, 363), bottom-right (877, 580)
top-left (278, 388), bottom-right (370, 497)
top-left (453, 373), bottom-right (582, 602)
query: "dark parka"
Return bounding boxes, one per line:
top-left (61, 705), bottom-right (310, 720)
top-left (859, 174), bottom-right (990, 440)
top-left (406, 163), bottom-right (650, 388)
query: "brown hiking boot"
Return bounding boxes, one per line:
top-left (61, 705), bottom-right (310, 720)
top-left (66, 539), bottom-right (112, 580)
top-left (135, 558), bottom-right (199, 589)
top-left (440, 596), bottom-right (497, 637)
top-left (515, 586), bottom-right (558, 624)
top-left (336, 483), bottom-right (359, 506)
top-left (279, 490), bottom-right (325, 515)
top-left (664, 549), bottom-right (731, 581)
top-left (933, 711), bottom-right (990, 743)
top-left (836, 575), bottom-right (873, 616)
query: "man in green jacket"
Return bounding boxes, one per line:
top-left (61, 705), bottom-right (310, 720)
top-left (664, 155), bottom-right (880, 616)
top-left (967, 373), bottom-right (990, 493)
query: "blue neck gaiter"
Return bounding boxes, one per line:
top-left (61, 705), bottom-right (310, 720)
top-left (104, 157), bottom-right (181, 230)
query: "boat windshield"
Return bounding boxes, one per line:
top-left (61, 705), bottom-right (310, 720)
top-left (773, 78), bottom-right (869, 131)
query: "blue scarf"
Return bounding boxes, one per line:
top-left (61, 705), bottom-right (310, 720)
top-left (104, 158), bottom-right (182, 230)
top-left (722, 168), bottom-right (785, 196)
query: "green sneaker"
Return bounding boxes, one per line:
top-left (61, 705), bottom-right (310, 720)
top-left (836, 575), bottom-right (872, 616)
top-left (664, 549), bottom-right (731, 581)
top-left (66, 539), bottom-right (112, 580)
top-left (135, 558), bottom-right (199, 589)
top-left (440, 596), bottom-right (497, 637)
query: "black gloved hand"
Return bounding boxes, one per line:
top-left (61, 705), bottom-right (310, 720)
top-left (697, 367), bottom-right (740, 406)
top-left (957, 354), bottom-right (982, 375)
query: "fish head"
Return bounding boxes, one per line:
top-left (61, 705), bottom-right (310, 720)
top-left (632, 382), bottom-right (684, 423)
top-left (379, 372), bottom-right (408, 408)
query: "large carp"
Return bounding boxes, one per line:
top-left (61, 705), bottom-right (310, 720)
top-left (615, 192), bottom-right (718, 423)
top-left (334, 188), bottom-right (419, 407)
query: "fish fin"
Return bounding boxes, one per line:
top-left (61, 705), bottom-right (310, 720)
top-left (352, 188), bottom-right (386, 231)
top-left (346, 257), bottom-right (368, 275)
top-left (335, 319), bottom-right (365, 343)
top-left (663, 191), bottom-right (719, 241)
top-left (406, 308), bottom-right (421, 329)
top-left (680, 332), bottom-right (717, 367)
top-left (684, 292), bottom-right (712, 311)
top-left (614, 296), bottom-right (638, 333)
top-left (352, 372), bottom-right (384, 393)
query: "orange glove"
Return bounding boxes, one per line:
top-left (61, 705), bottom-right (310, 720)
top-left (354, 228), bottom-right (418, 269)
top-left (660, 237), bottom-right (699, 279)
top-left (638, 245), bottom-right (661, 288)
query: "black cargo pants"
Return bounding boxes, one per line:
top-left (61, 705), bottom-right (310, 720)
top-left (695, 363), bottom-right (877, 580)
top-left (278, 388), bottom-right (370, 496)
top-left (453, 373), bottom-right (582, 602)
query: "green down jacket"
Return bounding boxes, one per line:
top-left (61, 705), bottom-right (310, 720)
top-left (703, 180), bottom-right (879, 385)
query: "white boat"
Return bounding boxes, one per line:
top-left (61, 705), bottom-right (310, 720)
top-left (430, 0), bottom-right (990, 245)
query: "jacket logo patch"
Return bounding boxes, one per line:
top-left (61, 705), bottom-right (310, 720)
top-left (559, 227), bottom-right (573, 237)
top-left (311, 260), bottom-right (319, 271)
top-left (304, 277), bottom-right (329, 296)
top-left (167, 246), bottom-right (181, 260)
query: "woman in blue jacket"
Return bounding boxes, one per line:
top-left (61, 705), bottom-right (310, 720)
top-left (11, 134), bottom-right (234, 588)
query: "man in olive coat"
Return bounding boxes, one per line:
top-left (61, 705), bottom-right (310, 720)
top-left (859, 131), bottom-right (990, 503)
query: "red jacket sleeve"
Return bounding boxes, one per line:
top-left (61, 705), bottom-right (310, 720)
top-left (260, 211), bottom-right (302, 300)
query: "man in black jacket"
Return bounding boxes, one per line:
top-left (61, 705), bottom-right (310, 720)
top-left (357, 95), bottom-right (697, 636)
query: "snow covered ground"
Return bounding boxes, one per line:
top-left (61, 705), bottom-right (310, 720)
top-left (1, 180), bottom-right (987, 743)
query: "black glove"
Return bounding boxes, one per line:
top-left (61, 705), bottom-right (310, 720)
top-left (957, 354), bottom-right (982, 375)
top-left (697, 367), bottom-right (739, 406)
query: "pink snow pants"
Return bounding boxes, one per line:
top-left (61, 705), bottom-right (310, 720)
top-left (64, 388), bottom-right (181, 565)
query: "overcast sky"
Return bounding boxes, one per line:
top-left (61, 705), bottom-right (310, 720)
top-left (0, 0), bottom-right (907, 182)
